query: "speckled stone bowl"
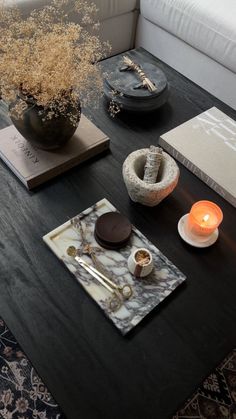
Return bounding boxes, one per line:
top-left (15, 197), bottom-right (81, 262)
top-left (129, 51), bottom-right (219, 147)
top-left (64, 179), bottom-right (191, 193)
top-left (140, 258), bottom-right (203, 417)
top-left (122, 148), bottom-right (179, 206)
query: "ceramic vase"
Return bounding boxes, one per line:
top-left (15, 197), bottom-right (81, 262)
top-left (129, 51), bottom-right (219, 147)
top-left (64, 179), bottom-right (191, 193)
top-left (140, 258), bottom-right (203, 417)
top-left (10, 97), bottom-right (81, 150)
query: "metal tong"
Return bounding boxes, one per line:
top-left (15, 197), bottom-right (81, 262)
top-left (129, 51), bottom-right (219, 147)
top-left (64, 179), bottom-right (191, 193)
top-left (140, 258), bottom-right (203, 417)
top-left (67, 246), bottom-right (132, 312)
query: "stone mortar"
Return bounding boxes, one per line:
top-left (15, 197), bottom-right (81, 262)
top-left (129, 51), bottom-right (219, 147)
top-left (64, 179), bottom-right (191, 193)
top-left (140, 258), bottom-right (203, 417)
top-left (122, 148), bottom-right (179, 206)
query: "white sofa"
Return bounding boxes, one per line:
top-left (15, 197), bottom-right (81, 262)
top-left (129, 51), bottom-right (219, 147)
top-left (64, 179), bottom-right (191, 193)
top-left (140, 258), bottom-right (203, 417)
top-left (9, 0), bottom-right (139, 56)
top-left (7, 0), bottom-right (236, 110)
top-left (136, 0), bottom-right (236, 110)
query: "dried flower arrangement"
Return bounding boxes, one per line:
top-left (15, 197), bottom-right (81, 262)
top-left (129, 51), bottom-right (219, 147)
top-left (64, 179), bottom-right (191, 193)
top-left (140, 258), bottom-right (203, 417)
top-left (0, 0), bottom-right (110, 125)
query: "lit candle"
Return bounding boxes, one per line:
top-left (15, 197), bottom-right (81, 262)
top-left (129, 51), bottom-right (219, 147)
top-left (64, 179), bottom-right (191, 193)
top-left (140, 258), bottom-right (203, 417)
top-left (187, 200), bottom-right (223, 237)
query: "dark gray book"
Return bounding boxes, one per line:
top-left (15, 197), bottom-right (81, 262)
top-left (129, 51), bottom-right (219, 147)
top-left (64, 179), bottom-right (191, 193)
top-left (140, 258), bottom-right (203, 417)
top-left (0, 114), bottom-right (109, 189)
top-left (159, 107), bottom-right (236, 207)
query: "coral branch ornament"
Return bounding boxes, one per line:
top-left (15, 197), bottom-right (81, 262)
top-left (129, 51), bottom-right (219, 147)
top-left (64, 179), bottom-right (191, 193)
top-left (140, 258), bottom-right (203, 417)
top-left (121, 56), bottom-right (157, 93)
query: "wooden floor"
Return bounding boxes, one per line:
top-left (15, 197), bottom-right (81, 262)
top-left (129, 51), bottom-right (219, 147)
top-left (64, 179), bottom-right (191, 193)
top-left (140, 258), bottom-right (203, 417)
top-left (0, 48), bottom-right (235, 419)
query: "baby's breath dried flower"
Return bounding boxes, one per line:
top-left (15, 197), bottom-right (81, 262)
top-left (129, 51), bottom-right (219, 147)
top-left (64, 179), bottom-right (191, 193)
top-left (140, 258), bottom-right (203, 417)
top-left (107, 89), bottom-right (122, 117)
top-left (0, 0), bottom-right (111, 124)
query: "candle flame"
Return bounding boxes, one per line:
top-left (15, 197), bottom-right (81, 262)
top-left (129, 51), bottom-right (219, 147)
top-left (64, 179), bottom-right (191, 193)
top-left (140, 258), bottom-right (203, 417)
top-left (202, 214), bottom-right (210, 223)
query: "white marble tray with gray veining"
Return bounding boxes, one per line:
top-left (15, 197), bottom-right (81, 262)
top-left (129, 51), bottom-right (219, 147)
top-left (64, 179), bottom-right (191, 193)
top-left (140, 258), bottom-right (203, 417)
top-left (43, 198), bottom-right (186, 335)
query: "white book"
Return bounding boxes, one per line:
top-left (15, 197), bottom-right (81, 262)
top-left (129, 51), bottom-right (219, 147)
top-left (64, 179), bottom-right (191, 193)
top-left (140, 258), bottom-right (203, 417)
top-left (159, 107), bottom-right (236, 208)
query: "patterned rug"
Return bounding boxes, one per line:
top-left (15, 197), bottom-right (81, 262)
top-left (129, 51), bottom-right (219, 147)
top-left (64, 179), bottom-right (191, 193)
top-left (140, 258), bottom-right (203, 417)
top-left (0, 318), bottom-right (65, 418)
top-left (173, 348), bottom-right (236, 419)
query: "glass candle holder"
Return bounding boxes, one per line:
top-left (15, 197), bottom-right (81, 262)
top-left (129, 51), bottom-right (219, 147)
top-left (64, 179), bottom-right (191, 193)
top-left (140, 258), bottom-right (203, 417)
top-left (187, 200), bottom-right (223, 237)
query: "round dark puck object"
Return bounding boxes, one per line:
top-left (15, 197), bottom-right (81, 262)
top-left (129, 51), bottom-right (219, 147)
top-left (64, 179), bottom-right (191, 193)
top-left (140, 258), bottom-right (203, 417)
top-left (94, 230), bottom-right (131, 250)
top-left (104, 61), bottom-right (169, 112)
top-left (95, 212), bottom-right (132, 249)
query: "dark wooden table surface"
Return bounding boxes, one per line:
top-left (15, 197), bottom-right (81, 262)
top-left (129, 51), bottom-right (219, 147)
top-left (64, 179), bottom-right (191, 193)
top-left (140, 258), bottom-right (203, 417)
top-left (0, 48), bottom-right (235, 419)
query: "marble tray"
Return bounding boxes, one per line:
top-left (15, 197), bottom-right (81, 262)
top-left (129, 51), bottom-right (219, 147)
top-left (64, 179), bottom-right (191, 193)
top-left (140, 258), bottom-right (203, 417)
top-left (43, 199), bottom-right (186, 335)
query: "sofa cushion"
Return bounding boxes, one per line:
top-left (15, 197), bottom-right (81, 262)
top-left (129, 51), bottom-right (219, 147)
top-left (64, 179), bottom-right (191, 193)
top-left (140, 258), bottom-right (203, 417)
top-left (6, 0), bottom-right (139, 57)
top-left (9, 0), bottom-right (139, 21)
top-left (92, 0), bottom-right (139, 20)
top-left (140, 0), bottom-right (236, 73)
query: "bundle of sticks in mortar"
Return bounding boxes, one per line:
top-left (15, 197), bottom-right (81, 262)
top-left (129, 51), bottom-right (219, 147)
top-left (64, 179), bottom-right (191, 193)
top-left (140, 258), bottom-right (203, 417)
top-left (143, 145), bottom-right (163, 184)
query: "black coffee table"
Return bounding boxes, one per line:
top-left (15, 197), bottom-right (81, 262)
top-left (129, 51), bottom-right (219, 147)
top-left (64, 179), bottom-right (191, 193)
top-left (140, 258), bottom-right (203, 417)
top-left (0, 48), bottom-right (235, 419)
